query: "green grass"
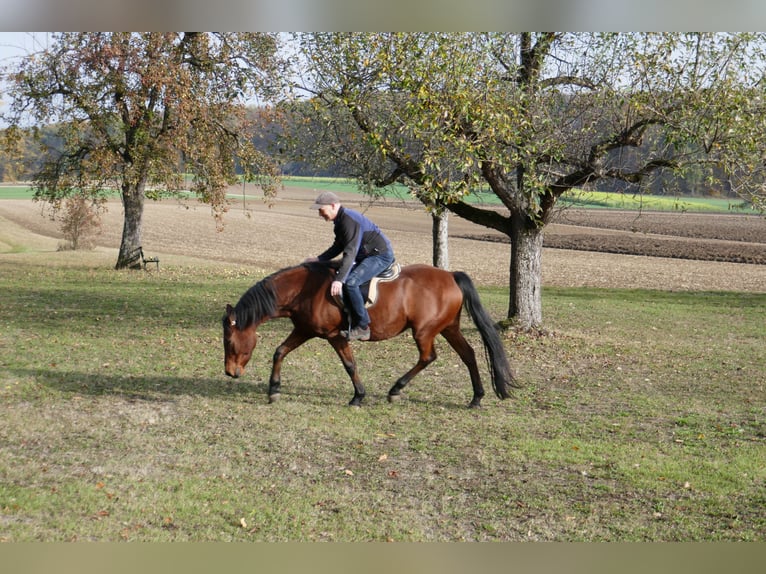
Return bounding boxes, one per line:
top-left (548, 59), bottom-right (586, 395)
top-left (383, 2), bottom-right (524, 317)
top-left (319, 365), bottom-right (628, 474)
top-left (0, 256), bottom-right (764, 541)
top-left (558, 189), bottom-right (752, 213)
top-left (0, 185), bottom-right (36, 200)
top-left (281, 177), bottom-right (750, 213)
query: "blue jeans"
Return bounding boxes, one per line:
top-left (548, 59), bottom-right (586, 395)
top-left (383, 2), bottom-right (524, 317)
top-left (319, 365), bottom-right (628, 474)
top-left (343, 251), bottom-right (395, 328)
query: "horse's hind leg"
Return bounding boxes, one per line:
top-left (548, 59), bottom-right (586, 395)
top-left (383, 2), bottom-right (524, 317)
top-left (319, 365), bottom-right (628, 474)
top-left (441, 324), bottom-right (485, 408)
top-left (387, 333), bottom-right (437, 402)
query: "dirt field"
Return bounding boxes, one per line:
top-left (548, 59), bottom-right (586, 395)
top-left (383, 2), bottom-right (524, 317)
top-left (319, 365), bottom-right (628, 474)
top-left (1, 185), bottom-right (765, 292)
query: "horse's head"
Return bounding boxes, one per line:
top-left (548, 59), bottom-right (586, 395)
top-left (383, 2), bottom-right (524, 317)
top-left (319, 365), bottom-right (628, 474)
top-left (222, 303), bottom-right (258, 378)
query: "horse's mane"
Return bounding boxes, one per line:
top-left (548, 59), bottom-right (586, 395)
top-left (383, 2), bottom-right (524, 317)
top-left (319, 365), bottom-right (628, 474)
top-left (233, 276), bottom-right (278, 328)
top-left (232, 261), bottom-right (338, 327)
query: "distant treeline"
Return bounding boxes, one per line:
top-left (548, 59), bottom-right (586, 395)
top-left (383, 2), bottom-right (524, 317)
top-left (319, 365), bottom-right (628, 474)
top-left (1, 107), bottom-right (740, 200)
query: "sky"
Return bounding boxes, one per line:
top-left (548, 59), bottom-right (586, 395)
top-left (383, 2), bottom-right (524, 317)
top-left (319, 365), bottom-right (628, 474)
top-left (0, 32), bottom-right (48, 63)
top-left (0, 33), bottom-right (48, 117)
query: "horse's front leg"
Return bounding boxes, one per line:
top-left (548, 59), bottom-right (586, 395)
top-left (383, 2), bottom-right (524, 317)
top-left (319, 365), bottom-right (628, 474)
top-left (329, 337), bottom-right (366, 407)
top-left (268, 329), bottom-right (312, 403)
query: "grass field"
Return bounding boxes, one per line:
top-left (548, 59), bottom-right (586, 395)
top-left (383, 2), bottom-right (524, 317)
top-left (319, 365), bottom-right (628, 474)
top-left (279, 177), bottom-right (752, 213)
top-left (1, 254), bottom-right (764, 541)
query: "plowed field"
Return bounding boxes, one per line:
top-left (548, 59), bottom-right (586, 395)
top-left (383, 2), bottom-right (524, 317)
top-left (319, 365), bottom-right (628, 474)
top-left (1, 185), bottom-right (764, 292)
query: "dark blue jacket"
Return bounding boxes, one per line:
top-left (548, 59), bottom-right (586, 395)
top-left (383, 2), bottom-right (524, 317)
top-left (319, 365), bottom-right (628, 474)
top-left (317, 206), bottom-right (393, 282)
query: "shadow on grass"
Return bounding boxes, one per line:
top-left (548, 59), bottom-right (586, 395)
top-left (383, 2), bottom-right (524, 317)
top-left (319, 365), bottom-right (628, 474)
top-left (17, 366), bottom-right (478, 410)
top-left (14, 367), bottom-right (268, 401)
top-left (3, 284), bottom-right (229, 332)
top-left (547, 288), bottom-right (766, 309)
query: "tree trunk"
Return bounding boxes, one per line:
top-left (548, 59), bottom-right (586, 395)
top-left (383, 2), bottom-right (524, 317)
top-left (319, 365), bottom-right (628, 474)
top-left (507, 213), bottom-right (544, 330)
top-left (115, 182), bottom-right (146, 270)
top-left (444, 198), bottom-right (544, 331)
top-left (431, 209), bottom-right (449, 269)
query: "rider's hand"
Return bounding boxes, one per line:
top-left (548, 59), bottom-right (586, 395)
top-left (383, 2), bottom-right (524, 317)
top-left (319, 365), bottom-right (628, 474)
top-left (331, 280), bottom-right (343, 297)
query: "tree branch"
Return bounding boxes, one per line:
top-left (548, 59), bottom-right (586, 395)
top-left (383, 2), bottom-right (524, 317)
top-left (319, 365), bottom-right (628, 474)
top-left (444, 199), bottom-right (508, 234)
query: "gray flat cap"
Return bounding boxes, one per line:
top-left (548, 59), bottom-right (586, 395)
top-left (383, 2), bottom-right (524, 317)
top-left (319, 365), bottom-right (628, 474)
top-left (310, 191), bottom-right (341, 209)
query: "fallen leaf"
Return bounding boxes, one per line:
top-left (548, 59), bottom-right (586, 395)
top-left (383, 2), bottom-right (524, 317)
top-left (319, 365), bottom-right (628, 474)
top-left (378, 454), bottom-right (388, 462)
top-left (240, 517), bottom-right (247, 528)
top-left (344, 469), bottom-right (354, 476)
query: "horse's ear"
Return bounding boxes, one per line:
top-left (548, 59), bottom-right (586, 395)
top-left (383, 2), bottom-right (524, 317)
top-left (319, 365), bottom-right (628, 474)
top-left (225, 304), bottom-right (237, 327)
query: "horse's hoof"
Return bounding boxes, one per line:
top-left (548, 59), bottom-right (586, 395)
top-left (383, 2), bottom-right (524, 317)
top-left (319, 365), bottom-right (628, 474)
top-left (387, 393), bottom-right (401, 403)
top-left (468, 401), bottom-right (482, 409)
top-left (268, 393), bottom-right (281, 404)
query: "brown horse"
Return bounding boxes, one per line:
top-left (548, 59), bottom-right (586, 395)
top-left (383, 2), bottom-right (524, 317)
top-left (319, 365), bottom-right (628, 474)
top-left (222, 261), bottom-right (519, 407)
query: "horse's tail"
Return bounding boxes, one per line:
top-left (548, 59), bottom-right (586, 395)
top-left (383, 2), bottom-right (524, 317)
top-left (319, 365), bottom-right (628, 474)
top-left (453, 271), bottom-right (520, 399)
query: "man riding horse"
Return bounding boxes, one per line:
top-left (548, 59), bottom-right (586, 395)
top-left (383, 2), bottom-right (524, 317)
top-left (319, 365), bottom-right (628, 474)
top-left (305, 192), bottom-right (395, 342)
